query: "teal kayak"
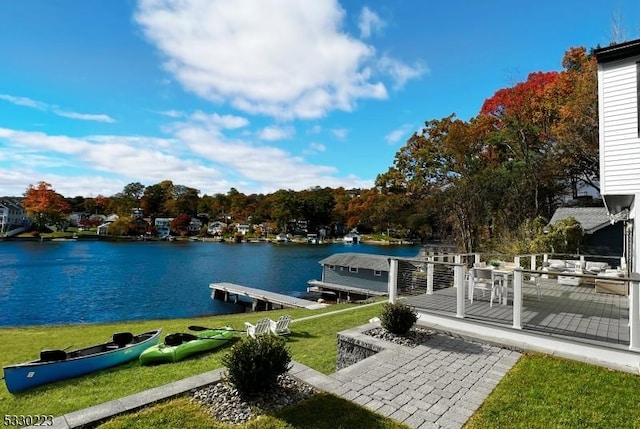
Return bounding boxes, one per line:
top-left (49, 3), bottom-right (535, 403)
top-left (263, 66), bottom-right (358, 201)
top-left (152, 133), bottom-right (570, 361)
top-left (139, 327), bottom-right (235, 365)
top-left (4, 329), bottom-right (162, 393)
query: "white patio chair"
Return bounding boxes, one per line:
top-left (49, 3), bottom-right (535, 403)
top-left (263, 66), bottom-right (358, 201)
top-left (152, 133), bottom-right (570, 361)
top-left (244, 317), bottom-right (271, 338)
top-left (524, 272), bottom-right (543, 301)
top-left (468, 267), bottom-right (494, 304)
top-left (269, 315), bottom-right (291, 336)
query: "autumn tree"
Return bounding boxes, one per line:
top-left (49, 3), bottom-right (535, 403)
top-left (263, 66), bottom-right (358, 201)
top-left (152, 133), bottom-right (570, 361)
top-left (549, 47), bottom-right (599, 195)
top-left (22, 182), bottom-right (71, 231)
top-left (170, 213), bottom-right (192, 236)
top-left (123, 182), bottom-right (146, 209)
top-left (141, 180), bottom-right (174, 217)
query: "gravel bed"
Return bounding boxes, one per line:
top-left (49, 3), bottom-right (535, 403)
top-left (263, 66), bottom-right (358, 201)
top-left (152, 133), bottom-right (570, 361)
top-left (363, 326), bottom-right (436, 347)
top-left (191, 374), bottom-right (317, 425)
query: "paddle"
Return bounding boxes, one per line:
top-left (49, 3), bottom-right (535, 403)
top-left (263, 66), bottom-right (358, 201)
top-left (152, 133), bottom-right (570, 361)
top-left (188, 325), bottom-right (245, 333)
top-left (163, 331), bottom-right (237, 346)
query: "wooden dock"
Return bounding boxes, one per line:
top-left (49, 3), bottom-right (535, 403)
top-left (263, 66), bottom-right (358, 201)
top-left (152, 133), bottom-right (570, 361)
top-left (210, 282), bottom-right (328, 311)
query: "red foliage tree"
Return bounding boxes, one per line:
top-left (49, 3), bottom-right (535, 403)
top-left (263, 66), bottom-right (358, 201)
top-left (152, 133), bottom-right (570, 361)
top-left (170, 213), bottom-right (192, 236)
top-left (22, 182), bottom-right (72, 231)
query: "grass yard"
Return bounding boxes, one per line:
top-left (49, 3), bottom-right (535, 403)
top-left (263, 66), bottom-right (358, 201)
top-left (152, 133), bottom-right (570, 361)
top-left (0, 303), bottom-right (382, 417)
top-left (465, 353), bottom-right (640, 429)
top-left (3, 301), bottom-right (640, 428)
top-left (98, 394), bottom-right (409, 429)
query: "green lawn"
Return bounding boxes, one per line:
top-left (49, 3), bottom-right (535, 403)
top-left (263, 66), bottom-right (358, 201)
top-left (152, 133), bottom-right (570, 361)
top-left (3, 303), bottom-right (640, 428)
top-left (98, 394), bottom-right (410, 429)
top-left (465, 353), bottom-right (640, 429)
top-left (0, 303), bottom-right (382, 417)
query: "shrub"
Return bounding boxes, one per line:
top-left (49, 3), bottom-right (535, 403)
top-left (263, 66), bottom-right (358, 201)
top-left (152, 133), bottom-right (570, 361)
top-left (380, 302), bottom-right (418, 336)
top-left (222, 335), bottom-right (291, 397)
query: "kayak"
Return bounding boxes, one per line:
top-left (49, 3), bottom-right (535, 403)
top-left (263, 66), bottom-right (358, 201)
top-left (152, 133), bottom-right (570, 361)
top-left (3, 329), bottom-right (162, 393)
top-left (139, 327), bottom-right (235, 365)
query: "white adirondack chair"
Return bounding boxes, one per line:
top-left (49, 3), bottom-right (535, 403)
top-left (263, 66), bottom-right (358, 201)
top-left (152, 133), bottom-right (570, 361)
top-left (269, 315), bottom-right (291, 336)
top-left (244, 317), bottom-right (271, 338)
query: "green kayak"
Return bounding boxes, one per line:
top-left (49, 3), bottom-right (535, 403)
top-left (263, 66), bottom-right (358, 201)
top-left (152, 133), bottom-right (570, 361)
top-left (139, 327), bottom-right (235, 365)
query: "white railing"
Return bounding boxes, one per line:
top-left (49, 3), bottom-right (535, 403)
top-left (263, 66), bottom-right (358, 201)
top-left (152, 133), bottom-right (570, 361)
top-left (389, 254), bottom-right (640, 351)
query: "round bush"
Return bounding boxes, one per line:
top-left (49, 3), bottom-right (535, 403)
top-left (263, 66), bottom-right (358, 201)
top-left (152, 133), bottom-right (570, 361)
top-left (380, 302), bottom-right (418, 335)
top-left (222, 335), bottom-right (291, 397)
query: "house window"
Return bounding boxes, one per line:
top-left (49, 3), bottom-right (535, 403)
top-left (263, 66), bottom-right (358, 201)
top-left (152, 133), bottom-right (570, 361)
top-left (329, 265), bottom-right (335, 270)
top-left (374, 270), bottom-right (382, 276)
top-left (349, 267), bottom-right (358, 273)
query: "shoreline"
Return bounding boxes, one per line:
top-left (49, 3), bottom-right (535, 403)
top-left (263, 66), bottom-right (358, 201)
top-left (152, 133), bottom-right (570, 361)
top-left (2, 235), bottom-right (417, 245)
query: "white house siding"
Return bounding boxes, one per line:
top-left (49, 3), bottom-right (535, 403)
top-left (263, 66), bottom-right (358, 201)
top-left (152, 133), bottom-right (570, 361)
top-left (598, 58), bottom-right (640, 194)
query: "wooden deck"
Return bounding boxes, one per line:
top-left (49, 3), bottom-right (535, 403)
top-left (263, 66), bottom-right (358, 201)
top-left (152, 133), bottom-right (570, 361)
top-left (401, 278), bottom-right (630, 348)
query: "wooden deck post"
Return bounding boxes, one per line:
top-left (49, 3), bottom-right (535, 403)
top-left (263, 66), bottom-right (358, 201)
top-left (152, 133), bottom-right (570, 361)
top-left (630, 277), bottom-right (640, 351)
top-left (426, 259), bottom-right (434, 295)
top-left (455, 263), bottom-right (465, 318)
top-left (512, 269), bottom-right (523, 329)
top-left (388, 258), bottom-right (398, 304)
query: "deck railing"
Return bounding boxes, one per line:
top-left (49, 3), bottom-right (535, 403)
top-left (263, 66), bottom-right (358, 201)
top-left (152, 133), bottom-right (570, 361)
top-left (389, 256), bottom-right (640, 351)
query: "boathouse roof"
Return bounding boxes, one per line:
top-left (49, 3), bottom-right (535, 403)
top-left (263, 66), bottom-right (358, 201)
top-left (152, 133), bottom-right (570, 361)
top-left (318, 252), bottom-right (390, 271)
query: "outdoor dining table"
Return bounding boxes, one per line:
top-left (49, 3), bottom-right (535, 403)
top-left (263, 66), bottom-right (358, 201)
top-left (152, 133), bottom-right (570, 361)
top-left (468, 266), bottom-right (515, 306)
top-left (491, 267), bottom-right (515, 306)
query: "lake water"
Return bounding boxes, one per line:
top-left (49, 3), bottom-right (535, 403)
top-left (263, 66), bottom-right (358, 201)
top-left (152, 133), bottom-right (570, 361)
top-left (0, 240), bottom-right (420, 327)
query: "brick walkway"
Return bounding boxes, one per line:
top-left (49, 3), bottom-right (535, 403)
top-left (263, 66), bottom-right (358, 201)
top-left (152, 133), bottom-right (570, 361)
top-left (42, 322), bottom-right (521, 429)
top-left (292, 325), bottom-right (521, 429)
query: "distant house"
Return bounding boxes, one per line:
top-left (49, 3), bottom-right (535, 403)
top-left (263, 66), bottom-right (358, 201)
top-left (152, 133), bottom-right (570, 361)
top-left (68, 212), bottom-right (89, 227)
top-left (0, 198), bottom-right (29, 236)
top-left (236, 223), bottom-right (251, 235)
top-left (208, 221), bottom-right (227, 235)
top-left (155, 218), bottom-right (173, 237)
top-left (343, 228), bottom-right (361, 244)
top-left (275, 233), bottom-right (289, 242)
top-left (188, 218), bottom-right (202, 234)
top-left (308, 253), bottom-right (390, 298)
top-left (548, 207), bottom-right (623, 255)
top-left (96, 214), bottom-right (119, 235)
top-left (131, 208), bottom-right (144, 218)
top-left (595, 38), bottom-right (640, 271)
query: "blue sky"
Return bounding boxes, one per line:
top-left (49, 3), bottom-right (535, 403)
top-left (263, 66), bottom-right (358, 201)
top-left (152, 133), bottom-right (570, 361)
top-left (1, 0), bottom-right (638, 198)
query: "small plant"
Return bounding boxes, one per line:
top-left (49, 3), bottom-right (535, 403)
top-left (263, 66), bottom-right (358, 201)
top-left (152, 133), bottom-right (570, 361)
top-left (379, 302), bottom-right (418, 336)
top-left (489, 259), bottom-right (502, 267)
top-left (222, 335), bottom-right (291, 397)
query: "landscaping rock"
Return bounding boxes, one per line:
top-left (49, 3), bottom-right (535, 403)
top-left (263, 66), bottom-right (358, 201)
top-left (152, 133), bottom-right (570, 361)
top-left (363, 326), bottom-right (436, 347)
top-left (191, 374), bottom-right (317, 425)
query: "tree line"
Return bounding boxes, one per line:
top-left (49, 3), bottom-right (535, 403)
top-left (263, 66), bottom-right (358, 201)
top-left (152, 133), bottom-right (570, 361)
top-left (20, 47), bottom-right (598, 250)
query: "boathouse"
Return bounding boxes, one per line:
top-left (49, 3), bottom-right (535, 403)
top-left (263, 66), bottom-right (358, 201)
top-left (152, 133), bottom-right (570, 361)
top-left (307, 252), bottom-right (390, 301)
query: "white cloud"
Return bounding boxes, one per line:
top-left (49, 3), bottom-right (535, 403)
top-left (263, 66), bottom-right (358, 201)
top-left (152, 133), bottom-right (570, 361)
top-left (188, 111), bottom-right (249, 129)
top-left (0, 94), bottom-right (47, 110)
top-left (378, 56), bottom-right (428, 90)
top-left (385, 124), bottom-right (414, 144)
top-left (0, 112), bottom-right (371, 196)
top-left (258, 125), bottom-right (295, 141)
top-left (159, 109), bottom-right (185, 118)
top-left (135, 0), bottom-right (424, 119)
top-left (0, 93), bottom-right (116, 123)
top-left (53, 110), bottom-right (116, 123)
top-left (331, 128), bottom-right (348, 139)
top-left (303, 142), bottom-right (327, 155)
top-left (358, 6), bottom-right (385, 38)
top-left (0, 127), bottom-right (222, 195)
top-left (307, 125), bottom-right (322, 134)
